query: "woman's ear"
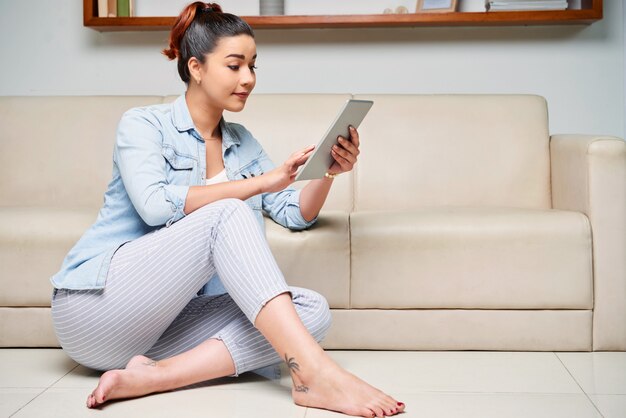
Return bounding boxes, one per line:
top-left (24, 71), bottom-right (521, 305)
top-left (187, 57), bottom-right (202, 85)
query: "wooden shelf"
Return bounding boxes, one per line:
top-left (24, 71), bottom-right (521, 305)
top-left (84, 0), bottom-right (602, 31)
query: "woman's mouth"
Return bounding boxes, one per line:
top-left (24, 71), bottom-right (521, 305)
top-left (233, 92), bottom-right (249, 99)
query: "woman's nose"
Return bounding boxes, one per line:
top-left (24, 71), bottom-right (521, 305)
top-left (241, 69), bottom-right (255, 86)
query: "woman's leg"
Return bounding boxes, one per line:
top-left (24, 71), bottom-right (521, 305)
top-left (205, 200), bottom-right (405, 417)
top-left (52, 198), bottom-right (289, 371)
top-left (87, 291), bottom-right (404, 417)
top-left (255, 294), bottom-right (405, 418)
top-left (87, 287), bottom-right (331, 406)
top-left (54, 199), bottom-right (404, 417)
top-left (145, 288), bottom-right (331, 375)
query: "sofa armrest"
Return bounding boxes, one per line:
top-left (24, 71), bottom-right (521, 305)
top-left (550, 134), bottom-right (626, 350)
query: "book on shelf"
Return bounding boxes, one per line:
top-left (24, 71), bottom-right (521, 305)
top-left (98, 0), bottom-right (107, 17)
top-left (486, 0), bottom-right (568, 11)
top-left (108, 0), bottom-right (116, 17)
top-left (117, 0), bottom-right (131, 17)
top-left (98, 0), bottom-right (117, 17)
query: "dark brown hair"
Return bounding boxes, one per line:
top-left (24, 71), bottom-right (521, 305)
top-left (163, 2), bottom-right (254, 83)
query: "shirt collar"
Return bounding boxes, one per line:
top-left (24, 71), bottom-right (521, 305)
top-left (220, 118), bottom-right (240, 150)
top-left (172, 95), bottom-right (195, 132)
top-left (171, 94), bottom-right (240, 148)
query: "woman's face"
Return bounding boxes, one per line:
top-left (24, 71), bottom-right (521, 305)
top-left (197, 34), bottom-right (257, 112)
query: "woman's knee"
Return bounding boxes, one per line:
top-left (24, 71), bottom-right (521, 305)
top-left (292, 287), bottom-right (333, 342)
top-left (201, 198), bottom-right (257, 230)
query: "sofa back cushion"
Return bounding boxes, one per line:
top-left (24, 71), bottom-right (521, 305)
top-left (353, 94), bottom-right (551, 210)
top-left (0, 96), bottom-right (162, 208)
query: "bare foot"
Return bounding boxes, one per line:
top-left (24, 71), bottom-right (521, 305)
top-left (288, 355), bottom-right (406, 417)
top-left (86, 355), bottom-right (163, 408)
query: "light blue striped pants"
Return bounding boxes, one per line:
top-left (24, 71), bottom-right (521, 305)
top-left (51, 199), bottom-right (332, 373)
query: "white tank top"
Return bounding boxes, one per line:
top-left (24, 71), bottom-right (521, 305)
top-left (205, 169), bottom-right (228, 186)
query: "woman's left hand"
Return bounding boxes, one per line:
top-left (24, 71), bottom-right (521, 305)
top-left (327, 126), bottom-right (360, 176)
top-left (299, 127), bottom-right (359, 220)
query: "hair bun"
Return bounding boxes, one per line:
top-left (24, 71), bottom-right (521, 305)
top-left (200, 3), bottom-right (223, 13)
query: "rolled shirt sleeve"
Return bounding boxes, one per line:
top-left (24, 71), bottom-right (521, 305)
top-left (254, 148), bottom-right (317, 230)
top-left (262, 187), bottom-right (317, 230)
top-left (162, 185), bottom-right (189, 227)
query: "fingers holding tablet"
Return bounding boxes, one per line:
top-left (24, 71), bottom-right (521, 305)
top-left (328, 126), bottom-right (360, 174)
top-left (348, 125), bottom-right (361, 148)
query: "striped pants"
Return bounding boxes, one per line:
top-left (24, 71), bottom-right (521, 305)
top-left (51, 199), bottom-right (332, 373)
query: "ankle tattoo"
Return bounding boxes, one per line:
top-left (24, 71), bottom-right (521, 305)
top-left (143, 360), bottom-right (157, 367)
top-left (284, 353), bottom-right (309, 394)
top-left (284, 354), bottom-right (301, 373)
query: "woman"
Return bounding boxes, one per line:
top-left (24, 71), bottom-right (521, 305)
top-left (50, 3), bottom-right (405, 417)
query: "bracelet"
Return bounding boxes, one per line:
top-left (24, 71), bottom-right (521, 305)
top-left (324, 172), bottom-right (339, 179)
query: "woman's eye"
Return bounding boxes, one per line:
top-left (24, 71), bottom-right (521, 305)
top-left (227, 65), bottom-right (256, 72)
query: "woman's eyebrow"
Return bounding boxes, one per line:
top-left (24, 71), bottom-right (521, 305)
top-left (225, 53), bottom-right (258, 60)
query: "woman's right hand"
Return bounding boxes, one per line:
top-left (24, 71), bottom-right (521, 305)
top-left (261, 145), bottom-right (315, 193)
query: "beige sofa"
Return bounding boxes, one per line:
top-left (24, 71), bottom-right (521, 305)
top-left (1, 94), bottom-right (625, 352)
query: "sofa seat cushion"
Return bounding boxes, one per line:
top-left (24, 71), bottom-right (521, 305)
top-left (350, 207), bottom-right (592, 309)
top-left (0, 207), bottom-right (98, 306)
top-left (323, 309), bottom-right (592, 351)
top-left (0, 307), bottom-right (58, 347)
top-left (265, 211), bottom-right (350, 309)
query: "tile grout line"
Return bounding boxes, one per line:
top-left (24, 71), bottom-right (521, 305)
top-left (7, 387), bottom-right (47, 418)
top-left (553, 352), bottom-right (605, 418)
top-left (9, 363), bottom-right (81, 418)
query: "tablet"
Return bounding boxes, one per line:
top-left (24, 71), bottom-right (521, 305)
top-left (295, 99), bottom-right (373, 181)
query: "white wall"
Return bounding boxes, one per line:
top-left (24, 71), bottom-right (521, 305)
top-left (0, 0), bottom-right (623, 137)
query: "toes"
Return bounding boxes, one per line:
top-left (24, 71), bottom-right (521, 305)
top-left (379, 399), bottom-right (404, 416)
top-left (381, 406), bottom-right (397, 417)
top-left (363, 392), bottom-right (403, 417)
top-left (379, 396), bottom-right (396, 415)
top-left (361, 407), bottom-right (376, 418)
top-left (397, 401), bottom-right (405, 412)
top-left (383, 400), bottom-right (396, 414)
top-left (94, 388), bottom-right (106, 404)
top-left (86, 393), bottom-right (96, 408)
top-left (367, 405), bottom-right (385, 417)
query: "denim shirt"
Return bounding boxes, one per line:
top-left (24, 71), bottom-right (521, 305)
top-left (50, 95), bottom-right (317, 291)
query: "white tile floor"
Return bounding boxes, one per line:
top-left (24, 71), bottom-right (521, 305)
top-left (1, 349), bottom-right (624, 418)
